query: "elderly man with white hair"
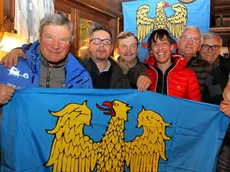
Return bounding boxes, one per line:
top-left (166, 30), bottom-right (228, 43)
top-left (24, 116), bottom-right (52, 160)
top-left (177, 26), bottom-right (210, 96)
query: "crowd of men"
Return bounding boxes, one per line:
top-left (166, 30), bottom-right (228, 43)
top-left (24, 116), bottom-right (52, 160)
top-left (0, 13), bottom-right (230, 171)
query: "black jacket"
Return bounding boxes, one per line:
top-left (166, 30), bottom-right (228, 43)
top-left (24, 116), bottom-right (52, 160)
top-left (79, 57), bottom-right (131, 89)
top-left (202, 55), bottom-right (230, 105)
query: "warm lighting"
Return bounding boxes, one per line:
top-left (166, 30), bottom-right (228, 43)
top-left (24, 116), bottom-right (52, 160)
top-left (0, 15), bottom-right (21, 60)
top-left (0, 29), bottom-right (21, 52)
top-left (113, 48), bottom-right (119, 61)
top-left (78, 46), bottom-right (89, 59)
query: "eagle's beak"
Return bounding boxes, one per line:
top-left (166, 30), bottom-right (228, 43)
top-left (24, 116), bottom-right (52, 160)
top-left (163, 2), bottom-right (170, 8)
top-left (96, 101), bottom-right (115, 117)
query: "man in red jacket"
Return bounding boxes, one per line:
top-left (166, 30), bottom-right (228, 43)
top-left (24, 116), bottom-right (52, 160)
top-left (144, 29), bottom-right (201, 101)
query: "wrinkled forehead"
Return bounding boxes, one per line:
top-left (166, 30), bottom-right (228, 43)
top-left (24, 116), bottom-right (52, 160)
top-left (203, 37), bottom-right (221, 45)
top-left (91, 30), bottom-right (111, 39)
top-left (182, 28), bottom-right (201, 38)
top-left (118, 36), bottom-right (138, 45)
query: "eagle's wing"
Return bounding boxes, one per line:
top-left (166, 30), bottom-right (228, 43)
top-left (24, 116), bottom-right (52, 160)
top-left (125, 108), bottom-right (171, 172)
top-left (167, 3), bottom-right (188, 38)
top-left (45, 102), bottom-right (99, 172)
top-left (136, 5), bottom-right (155, 42)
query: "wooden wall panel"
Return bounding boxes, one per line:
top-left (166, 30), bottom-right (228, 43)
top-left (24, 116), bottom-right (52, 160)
top-left (55, 0), bottom-right (123, 56)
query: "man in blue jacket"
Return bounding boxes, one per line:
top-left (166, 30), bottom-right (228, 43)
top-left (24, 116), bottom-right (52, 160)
top-left (0, 13), bottom-right (93, 106)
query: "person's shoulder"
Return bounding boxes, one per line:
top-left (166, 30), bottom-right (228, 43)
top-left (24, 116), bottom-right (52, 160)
top-left (177, 64), bottom-right (197, 77)
top-left (193, 55), bottom-right (209, 66)
top-left (109, 57), bottom-right (125, 73)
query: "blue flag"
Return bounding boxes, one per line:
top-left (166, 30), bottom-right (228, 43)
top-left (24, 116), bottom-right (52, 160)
top-left (122, 0), bottom-right (210, 61)
top-left (1, 88), bottom-right (229, 172)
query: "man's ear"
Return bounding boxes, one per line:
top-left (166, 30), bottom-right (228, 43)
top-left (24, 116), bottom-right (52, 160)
top-left (38, 33), bottom-right (41, 43)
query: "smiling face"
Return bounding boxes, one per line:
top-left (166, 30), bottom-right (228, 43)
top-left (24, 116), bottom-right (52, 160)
top-left (117, 36), bottom-right (138, 63)
top-left (88, 30), bottom-right (113, 62)
top-left (200, 37), bottom-right (221, 64)
top-left (151, 35), bottom-right (174, 65)
top-left (39, 24), bottom-right (71, 65)
top-left (178, 28), bottom-right (201, 60)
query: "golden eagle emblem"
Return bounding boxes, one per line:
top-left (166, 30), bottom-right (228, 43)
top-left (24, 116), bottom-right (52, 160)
top-left (136, 1), bottom-right (188, 42)
top-left (45, 100), bottom-right (171, 171)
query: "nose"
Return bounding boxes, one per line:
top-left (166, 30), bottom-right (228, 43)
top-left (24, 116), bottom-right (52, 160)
top-left (99, 41), bottom-right (106, 47)
top-left (208, 47), bottom-right (213, 52)
top-left (126, 46), bottom-right (132, 52)
top-left (157, 44), bottom-right (163, 50)
top-left (187, 39), bottom-right (193, 44)
top-left (52, 39), bottom-right (60, 49)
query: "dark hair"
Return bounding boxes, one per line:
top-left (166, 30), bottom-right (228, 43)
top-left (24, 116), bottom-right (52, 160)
top-left (147, 29), bottom-right (176, 52)
top-left (90, 25), bottom-right (112, 40)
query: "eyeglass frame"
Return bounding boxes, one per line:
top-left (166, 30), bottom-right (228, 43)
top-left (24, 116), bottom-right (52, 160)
top-left (201, 44), bottom-right (220, 51)
top-left (89, 38), bottom-right (112, 45)
top-left (179, 35), bottom-right (201, 43)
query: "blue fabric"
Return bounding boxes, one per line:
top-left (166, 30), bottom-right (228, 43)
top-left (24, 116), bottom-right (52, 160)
top-left (0, 58), bottom-right (35, 89)
top-left (1, 89), bottom-right (229, 172)
top-left (0, 41), bottom-right (93, 89)
top-left (122, 0), bottom-right (210, 62)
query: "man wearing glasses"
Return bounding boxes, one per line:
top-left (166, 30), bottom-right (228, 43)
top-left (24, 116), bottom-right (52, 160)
top-left (199, 32), bottom-right (222, 64)
top-left (79, 26), bottom-right (131, 88)
top-left (201, 32), bottom-right (230, 104)
top-left (177, 26), bottom-right (210, 95)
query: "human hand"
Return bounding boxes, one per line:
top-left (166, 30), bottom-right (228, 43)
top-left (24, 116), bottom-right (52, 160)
top-left (137, 75), bottom-right (152, 92)
top-left (220, 100), bottom-right (230, 117)
top-left (0, 84), bottom-right (15, 105)
top-left (0, 48), bottom-right (26, 68)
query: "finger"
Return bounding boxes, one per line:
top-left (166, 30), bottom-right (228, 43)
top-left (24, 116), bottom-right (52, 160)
top-left (21, 52), bottom-right (26, 59)
top-left (222, 100), bottom-right (230, 105)
top-left (7, 55), bottom-right (15, 68)
top-left (223, 110), bottom-right (230, 117)
top-left (13, 55), bottom-right (19, 67)
top-left (137, 78), bottom-right (141, 87)
top-left (1, 56), bottom-right (8, 67)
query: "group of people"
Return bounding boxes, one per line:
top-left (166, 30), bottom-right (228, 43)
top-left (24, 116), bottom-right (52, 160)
top-left (0, 13), bottom-right (230, 171)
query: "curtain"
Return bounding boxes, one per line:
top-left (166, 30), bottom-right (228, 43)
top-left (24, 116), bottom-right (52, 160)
top-left (15, 0), bottom-right (54, 44)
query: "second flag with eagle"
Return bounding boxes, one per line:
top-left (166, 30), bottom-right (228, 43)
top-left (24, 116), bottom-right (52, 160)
top-left (122, 0), bottom-right (210, 61)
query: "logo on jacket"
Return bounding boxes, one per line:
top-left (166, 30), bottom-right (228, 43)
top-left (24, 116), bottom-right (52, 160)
top-left (8, 67), bottom-right (29, 79)
top-left (177, 85), bottom-right (182, 91)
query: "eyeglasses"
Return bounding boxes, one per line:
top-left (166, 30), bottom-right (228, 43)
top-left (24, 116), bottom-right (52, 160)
top-left (90, 38), bottom-right (112, 45)
top-left (180, 36), bottom-right (200, 43)
top-left (201, 44), bottom-right (220, 51)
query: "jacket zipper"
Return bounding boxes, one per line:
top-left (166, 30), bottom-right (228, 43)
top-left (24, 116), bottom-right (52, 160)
top-left (161, 74), bottom-right (165, 94)
top-left (46, 66), bottom-right (51, 88)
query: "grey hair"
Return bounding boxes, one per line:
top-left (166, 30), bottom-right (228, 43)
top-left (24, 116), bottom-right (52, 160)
top-left (117, 31), bottom-right (139, 46)
top-left (39, 13), bottom-right (74, 43)
top-left (178, 26), bottom-right (203, 43)
top-left (203, 32), bottom-right (223, 46)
